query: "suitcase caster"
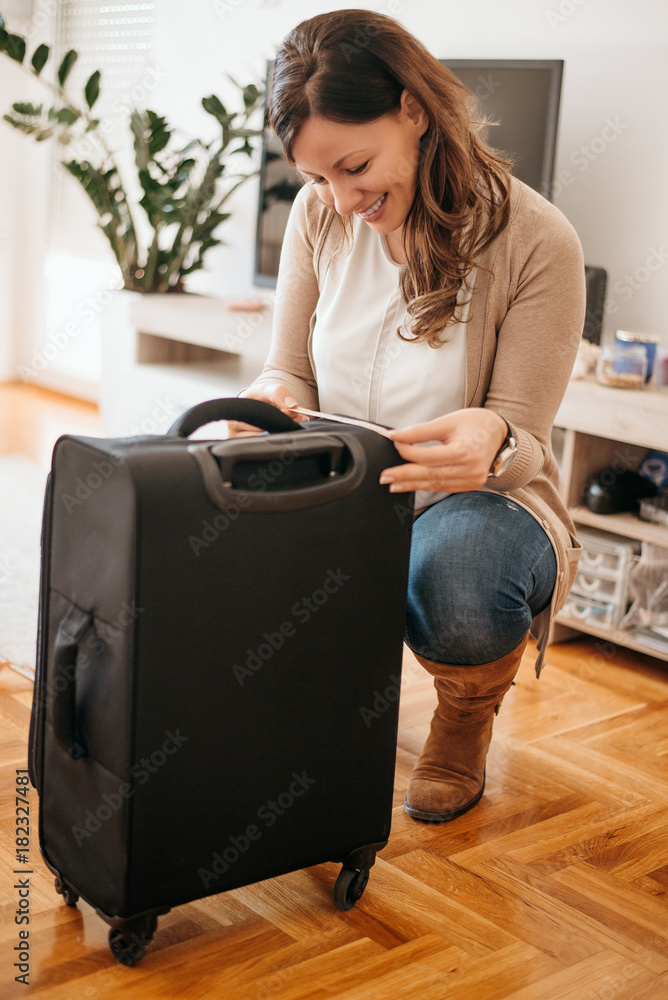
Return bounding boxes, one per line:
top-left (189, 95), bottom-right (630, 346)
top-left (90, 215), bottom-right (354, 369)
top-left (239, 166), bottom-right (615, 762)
top-left (109, 928), bottom-right (144, 967)
top-left (333, 866), bottom-right (370, 911)
top-left (54, 876), bottom-right (79, 908)
top-left (107, 910), bottom-right (160, 966)
top-left (333, 842), bottom-right (384, 911)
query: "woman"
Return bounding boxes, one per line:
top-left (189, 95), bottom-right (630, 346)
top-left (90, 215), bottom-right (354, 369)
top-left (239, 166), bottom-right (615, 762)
top-left (239, 9), bottom-right (585, 823)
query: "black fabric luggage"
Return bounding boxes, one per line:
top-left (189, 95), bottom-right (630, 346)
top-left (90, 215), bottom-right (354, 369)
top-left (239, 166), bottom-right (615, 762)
top-left (28, 398), bottom-right (413, 965)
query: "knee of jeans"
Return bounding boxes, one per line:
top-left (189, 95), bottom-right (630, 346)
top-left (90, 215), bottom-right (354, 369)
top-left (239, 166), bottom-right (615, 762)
top-left (405, 566), bottom-right (532, 666)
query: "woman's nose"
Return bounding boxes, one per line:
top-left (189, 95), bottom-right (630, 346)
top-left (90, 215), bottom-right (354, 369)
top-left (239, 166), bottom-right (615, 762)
top-left (329, 179), bottom-right (363, 217)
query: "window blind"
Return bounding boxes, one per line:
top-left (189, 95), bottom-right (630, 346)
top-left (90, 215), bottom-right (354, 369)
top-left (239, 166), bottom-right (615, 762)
top-left (42, 2), bottom-right (156, 387)
top-left (51, 1), bottom-right (156, 260)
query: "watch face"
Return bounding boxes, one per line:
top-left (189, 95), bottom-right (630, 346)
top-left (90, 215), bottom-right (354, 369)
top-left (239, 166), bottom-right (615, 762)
top-left (491, 436), bottom-right (518, 477)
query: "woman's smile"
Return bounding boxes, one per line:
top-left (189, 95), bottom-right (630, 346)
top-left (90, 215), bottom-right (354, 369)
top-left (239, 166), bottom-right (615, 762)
top-left (357, 192), bottom-right (388, 221)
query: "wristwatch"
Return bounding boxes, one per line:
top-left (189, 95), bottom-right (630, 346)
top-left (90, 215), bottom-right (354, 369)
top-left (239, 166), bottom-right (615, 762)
top-left (488, 425), bottom-right (518, 478)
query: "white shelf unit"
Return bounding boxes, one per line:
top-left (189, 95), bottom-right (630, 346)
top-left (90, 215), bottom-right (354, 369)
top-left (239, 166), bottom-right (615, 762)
top-left (100, 292), bottom-right (274, 436)
top-left (553, 377), bottom-right (668, 662)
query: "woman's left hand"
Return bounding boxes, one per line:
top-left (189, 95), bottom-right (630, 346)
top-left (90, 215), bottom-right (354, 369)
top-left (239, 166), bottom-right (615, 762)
top-left (380, 408), bottom-right (509, 493)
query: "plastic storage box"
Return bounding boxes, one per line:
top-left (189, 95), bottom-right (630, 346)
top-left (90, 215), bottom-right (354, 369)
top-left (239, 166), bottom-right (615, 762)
top-left (567, 526), bottom-right (641, 627)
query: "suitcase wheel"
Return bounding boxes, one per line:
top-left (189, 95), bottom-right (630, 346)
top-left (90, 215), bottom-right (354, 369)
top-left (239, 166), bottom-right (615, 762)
top-left (109, 928), bottom-right (144, 967)
top-left (333, 866), bottom-right (370, 911)
top-left (108, 911), bottom-right (159, 966)
top-left (54, 877), bottom-right (79, 908)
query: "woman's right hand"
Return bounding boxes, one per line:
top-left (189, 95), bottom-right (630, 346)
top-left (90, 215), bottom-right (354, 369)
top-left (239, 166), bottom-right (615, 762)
top-left (226, 383), bottom-right (308, 437)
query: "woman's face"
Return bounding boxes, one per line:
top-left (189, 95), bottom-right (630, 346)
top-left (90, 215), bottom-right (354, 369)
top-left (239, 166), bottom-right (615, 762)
top-left (291, 90), bottom-right (428, 237)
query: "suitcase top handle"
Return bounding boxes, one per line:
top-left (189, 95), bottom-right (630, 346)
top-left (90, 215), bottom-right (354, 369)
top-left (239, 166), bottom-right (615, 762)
top-left (168, 398), bottom-right (302, 438)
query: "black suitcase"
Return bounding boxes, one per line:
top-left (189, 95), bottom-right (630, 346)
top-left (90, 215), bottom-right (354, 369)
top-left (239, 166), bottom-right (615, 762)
top-left (28, 398), bottom-right (413, 965)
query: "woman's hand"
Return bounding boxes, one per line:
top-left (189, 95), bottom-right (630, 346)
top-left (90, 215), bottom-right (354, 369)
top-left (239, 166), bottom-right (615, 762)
top-left (380, 408), bottom-right (509, 493)
top-left (226, 383), bottom-right (310, 437)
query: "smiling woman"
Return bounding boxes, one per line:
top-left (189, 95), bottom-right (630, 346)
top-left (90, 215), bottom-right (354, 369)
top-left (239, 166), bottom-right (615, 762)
top-left (291, 103), bottom-right (426, 264)
top-left (237, 8), bottom-right (587, 826)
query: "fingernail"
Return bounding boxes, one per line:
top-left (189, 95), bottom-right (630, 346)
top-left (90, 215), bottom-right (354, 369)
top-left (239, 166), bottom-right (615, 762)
top-left (379, 475), bottom-right (391, 485)
top-left (285, 396), bottom-right (298, 408)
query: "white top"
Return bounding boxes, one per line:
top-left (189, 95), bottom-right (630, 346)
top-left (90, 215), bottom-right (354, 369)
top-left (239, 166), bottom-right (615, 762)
top-left (311, 213), bottom-right (474, 509)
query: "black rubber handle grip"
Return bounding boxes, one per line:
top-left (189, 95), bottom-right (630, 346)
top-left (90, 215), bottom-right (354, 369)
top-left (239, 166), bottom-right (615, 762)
top-left (168, 397), bottom-right (302, 438)
top-left (212, 436), bottom-right (347, 486)
top-left (51, 606), bottom-right (91, 760)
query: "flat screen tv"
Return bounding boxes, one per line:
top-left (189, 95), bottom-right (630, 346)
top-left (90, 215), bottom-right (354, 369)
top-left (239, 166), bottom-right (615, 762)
top-left (253, 58), bottom-right (564, 288)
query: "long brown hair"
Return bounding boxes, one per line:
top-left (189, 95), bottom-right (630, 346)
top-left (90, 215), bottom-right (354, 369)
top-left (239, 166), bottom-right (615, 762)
top-left (269, 9), bottom-right (513, 347)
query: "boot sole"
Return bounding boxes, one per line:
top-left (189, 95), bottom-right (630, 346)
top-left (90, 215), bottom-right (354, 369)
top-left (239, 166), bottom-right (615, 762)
top-left (403, 779), bottom-right (485, 824)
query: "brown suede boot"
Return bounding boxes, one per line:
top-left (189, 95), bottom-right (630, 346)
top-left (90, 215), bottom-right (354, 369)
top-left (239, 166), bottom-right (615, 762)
top-left (404, 633), bottom-right (529, 823)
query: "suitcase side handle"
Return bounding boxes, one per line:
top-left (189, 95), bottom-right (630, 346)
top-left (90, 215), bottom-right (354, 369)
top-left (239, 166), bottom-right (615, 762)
top-left (168, 398), bottom-right (302, 438)
top-left (52, 606), bottom-right (91, 760)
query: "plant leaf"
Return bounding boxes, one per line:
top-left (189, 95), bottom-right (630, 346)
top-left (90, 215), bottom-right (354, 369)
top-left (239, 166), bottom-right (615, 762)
top-left (130, 110), bottom-right (149, 171)
top-left (0, 30), bottom-right (26, 63)
top-left (202, 94), bottom-right (233, 126)
top-left (55, 106), bottom-right (79, 125)
top-left (12, 101), bottom-right (42, 117)
top-left (31, 42), bottom-right (49, 76)
top-left (242, 84), bottom-right (261, 109)
top-left (146, 110), bottom-right (171, 156)
top-left (0, 14), bottom-right (5, 30)
top-left (57, 48), bottom-right (78, 87)
top-left (84, 69), bottom-right (100, 109)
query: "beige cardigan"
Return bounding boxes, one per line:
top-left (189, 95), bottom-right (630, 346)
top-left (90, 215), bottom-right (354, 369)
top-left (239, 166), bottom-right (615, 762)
top-left (248, 176), bottom-right (587, 675)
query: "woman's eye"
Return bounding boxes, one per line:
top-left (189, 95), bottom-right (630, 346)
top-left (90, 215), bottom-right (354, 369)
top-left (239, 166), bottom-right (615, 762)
top-left (306, 161), bottom-right (369, 185)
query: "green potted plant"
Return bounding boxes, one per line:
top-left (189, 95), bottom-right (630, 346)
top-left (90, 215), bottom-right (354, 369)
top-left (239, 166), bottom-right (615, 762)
top-left (0, 12), bottom-right (264, 293)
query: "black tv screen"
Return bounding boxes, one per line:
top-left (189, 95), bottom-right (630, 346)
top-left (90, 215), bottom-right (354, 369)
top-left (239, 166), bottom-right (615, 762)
top-left (253, 58), bottom-right (563, 288)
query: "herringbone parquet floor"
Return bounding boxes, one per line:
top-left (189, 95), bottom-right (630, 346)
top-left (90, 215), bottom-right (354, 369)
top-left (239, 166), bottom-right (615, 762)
top-left (1, 384), bottom-right (668, 998)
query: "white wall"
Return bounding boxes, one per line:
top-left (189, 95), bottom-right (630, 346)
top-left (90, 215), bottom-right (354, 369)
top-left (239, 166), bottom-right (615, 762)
top-left (1, 0), bottom-right (667, 388)
top-left (0, 2), bottom-right (54, 383)
top-left (0, 59), bottom-right (52, 381)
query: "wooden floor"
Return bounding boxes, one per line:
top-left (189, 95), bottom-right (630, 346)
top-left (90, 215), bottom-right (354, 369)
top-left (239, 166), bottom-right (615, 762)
top-left (2, 383), bottom-right (668, 998)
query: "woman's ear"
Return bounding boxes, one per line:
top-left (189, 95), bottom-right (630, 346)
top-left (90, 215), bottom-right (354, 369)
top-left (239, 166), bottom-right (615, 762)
top-left (400, 89), bottom-right (428, 135)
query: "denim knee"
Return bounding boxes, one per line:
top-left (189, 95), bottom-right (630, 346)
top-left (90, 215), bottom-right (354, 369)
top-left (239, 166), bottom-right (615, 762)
top-left (405, 492), bottom-right (556, 666)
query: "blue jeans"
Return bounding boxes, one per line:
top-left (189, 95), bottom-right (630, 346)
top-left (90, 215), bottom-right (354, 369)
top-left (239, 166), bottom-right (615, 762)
top-left (405, 492), bottom-right (557, 666)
